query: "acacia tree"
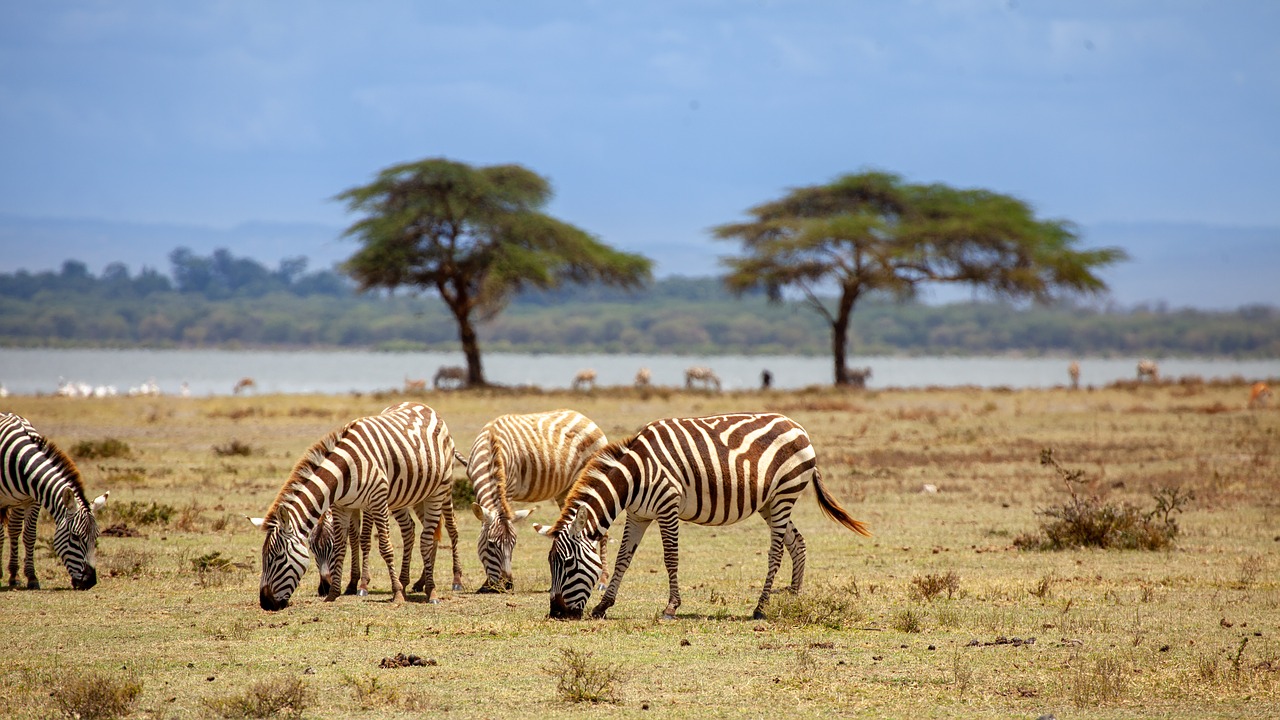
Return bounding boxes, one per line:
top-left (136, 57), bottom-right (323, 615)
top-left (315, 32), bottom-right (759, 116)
top-left (713, 171), bottom-right (1128, 385)
top-left (338, 158), bottom-right (652, 386)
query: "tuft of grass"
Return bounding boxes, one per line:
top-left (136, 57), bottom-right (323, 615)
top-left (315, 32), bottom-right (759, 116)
top-left (1015, 448), bottom-right (1192, 551)
top-left (344, 674), bottom-right (399, 709)
top-left (892, 608), bottom-right (924, 633)
top-left (766, 579), bottom-right (863, 629)
top-left (543, 648), bottom-right (622, 704)
top-left (212, 439), bottom-right (256, 457)
top-left (202, 676), bottom-right (310, 719)
top-left (1070, 655), bottom-right (1128, 706)
top-left (49, 669), bottom-right (142, 720)
top-left (71, 438), bottom-right (133, 460)
top-left (910, 571), bottom-right (960, 602)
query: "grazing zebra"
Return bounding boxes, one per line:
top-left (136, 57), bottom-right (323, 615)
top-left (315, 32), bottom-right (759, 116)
top-left (467, 410), bottom-right (608, 592)
top-left (684, 366), bottom-right (721, 391)
top-left (535, 412), bottom-right (871, 620)
top-left (257, 401), bottom-right (456, 610)
top-left (1068, 361), bottom-right (1081, 390)
top-left (634, 368), bottom-right (652, 389)
top-left (0, 413), bottom-right (108, 590)
top-left (433, 366), bottom-right (467, 390)
top-left (1137, 360), bottom-right (1159, 382)
top-left (571, 369), bottom-right (597, 391)
top-left (1249, 382), bottom-right (1273, 409)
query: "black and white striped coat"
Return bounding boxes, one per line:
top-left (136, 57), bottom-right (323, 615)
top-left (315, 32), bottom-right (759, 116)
top-left (258, 402), bottom-right (456, 610)
top-left (467, 409), bottom-right (607, 591)
top-left (1, 413), bottom-right (107, 591)
top-left (537, 412), bottom-right (870, 620)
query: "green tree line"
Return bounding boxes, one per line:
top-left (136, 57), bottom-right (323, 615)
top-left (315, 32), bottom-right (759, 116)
top-left (1, 249), bottom-right (1277, 357)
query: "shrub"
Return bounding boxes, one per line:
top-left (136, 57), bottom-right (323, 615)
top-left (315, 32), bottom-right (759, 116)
top-left (451, 478), bottom-right (475, 510)
top-left (213, 439), bottom-right (255, 457)
top-left (543, 648), bottom-right (622, 704)
top-left (910, 571), bottom-right (960, 602)
top-left (1014, 449), bottom-right (1192, 551)
top-left (71, 438), bottom-right (132, 460)
top-left (104, 501), bottom-right (176, 527)
top-left (892, 608), bottom-right (924, 633)
top-left (202, 676), bottom-right (309, 719)
top-left (766, 579), bottom-right (864, 629)
top-left (49, 669), bottom-right (142, 720)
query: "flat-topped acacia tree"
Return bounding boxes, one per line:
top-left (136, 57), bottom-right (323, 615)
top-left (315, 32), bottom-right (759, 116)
top-left (713, 171), bottom-right (1128, 386)
top-left (337, 158), bottom-right (652, 387)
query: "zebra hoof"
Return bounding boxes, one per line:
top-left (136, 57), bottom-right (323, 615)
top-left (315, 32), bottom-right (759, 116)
top-left (662, 613), bottom-right (677, 620)
top-left (752, 610), bottom-right (767, 621)
top-left (357, 588), bottom-right (368, 597)
top-left (27, 580), bottom-right (41, 590)
top-left (429, 598), bottom-right (441, 605)
top-left (411, 581), bottom-right (426, 593)
top-left (452, 583), bottom-right (464, 591)
top-left (597, 582), bottom-right (607, 591)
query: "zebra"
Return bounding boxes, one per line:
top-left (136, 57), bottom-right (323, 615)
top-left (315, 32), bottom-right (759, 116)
top-left (535, 412), bottom-right (871, 620)
top-left (1, 412), bottom-right (108, 590)
top-left (314, 501), bottom-right (464, 597)
top-left (571, 369), bottom-right (597, 391)
top-left (257, 401), bottom-right (456, 610)
top-left (467, 409), bottom-right (608, 592)
top-left (684, 366), bottom-right (721, 391)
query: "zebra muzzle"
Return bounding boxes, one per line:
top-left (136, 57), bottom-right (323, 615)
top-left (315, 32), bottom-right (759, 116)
top-left (548, 594), bottom-right (582, 620)
top-left (260, 586), bottom-right (289, 611)
top-left (72, 567), bottom-right (97, 591)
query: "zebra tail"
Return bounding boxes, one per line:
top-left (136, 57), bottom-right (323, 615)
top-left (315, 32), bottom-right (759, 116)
top-left (453, 450), bottom-right (468, 467)
top-left (812, 468), bottom-right (872, 537)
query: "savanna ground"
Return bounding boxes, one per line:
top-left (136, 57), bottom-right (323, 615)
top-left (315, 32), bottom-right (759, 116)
top-left (2, 378), bottom-right (1278, 719)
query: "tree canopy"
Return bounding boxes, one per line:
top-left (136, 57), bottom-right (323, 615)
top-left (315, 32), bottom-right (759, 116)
top-left (714, 171), bottom-right (1129, 385)
top-left (337, 158), bottom-right (652, 385)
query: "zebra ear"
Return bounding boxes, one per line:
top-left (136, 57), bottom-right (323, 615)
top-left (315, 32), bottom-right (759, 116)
top-left (246, 516), bottom-right (265, 528)
top-left (512, 508), bottom-right (534, 523)
top-left (532, 523), bottom-right (552, 536)
top-left (568, 512), bottom-right (590, 537)
top-left (60, 487), bottom-right (78, 512)
top-left (91, 491), bottom-right (109, 513)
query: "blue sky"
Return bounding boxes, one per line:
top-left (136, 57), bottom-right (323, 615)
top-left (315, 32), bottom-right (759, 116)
top-left (1, 1), bottom-right (1277, 306)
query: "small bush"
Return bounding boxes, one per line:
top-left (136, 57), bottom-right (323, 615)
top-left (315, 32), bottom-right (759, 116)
top-left (766, 579), bottom-right (863, 629)
top-left (203, 675), bottom-right (309, 719)
top-left (910, 571), bottom-right (960, 602)
top-left (213, 439), bottom-right (255, 457)
top-left (71, 438), bottom-right (132, 460)
top-left (451, 479), bottom-right (475, 511)
top-left (1071, 655), bottom-right (1127, 706)
top-left (49, 669), bottom-right (142, 720)
top-left (892, 608), bottom-right (924, 633)
top-left (1015, 449), bottom-right (1192, 551)
top-left (104, 501), bottom-right (177, 527)
top-left (543, 648), bottom-right (622, 704)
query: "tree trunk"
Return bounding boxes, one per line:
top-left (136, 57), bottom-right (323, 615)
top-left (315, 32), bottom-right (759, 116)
top-left (447, 302), bottom-right (486, 387)
top-left (830, 287), bottom-right (858, 386)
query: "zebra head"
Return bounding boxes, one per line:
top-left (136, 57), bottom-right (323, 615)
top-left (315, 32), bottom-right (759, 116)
top-left (53, 488), bottom-right (104, 590)
top-left (259, 512), bottom-right (310, 611)
top-left (473, 504), bottom-right (533, 592)
top-left (309, 511), bottom-right (336, 597)
top-left (536, 512), bottom-right (602, 619)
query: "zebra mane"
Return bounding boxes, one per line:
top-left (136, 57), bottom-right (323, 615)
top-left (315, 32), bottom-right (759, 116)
top-left (32, 432), bottom-right (90, 509)
top-left (550, 435), bottom-right (636, 533)
top-left (489, 432), bottom-right (516, 521)
top-left (263, 423), bottom-right (350, 523)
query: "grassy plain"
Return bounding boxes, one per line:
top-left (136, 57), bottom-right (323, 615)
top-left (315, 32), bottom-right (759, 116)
top-left (2, 380), bottom-right (1278, 719)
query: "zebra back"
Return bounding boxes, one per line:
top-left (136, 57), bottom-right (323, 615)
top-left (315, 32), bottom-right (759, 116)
top-left (468, 409), bottom-right (607, 515)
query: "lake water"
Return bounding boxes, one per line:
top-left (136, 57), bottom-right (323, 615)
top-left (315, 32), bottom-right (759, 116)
top-left (0, 348), bottom-right (1274, 397)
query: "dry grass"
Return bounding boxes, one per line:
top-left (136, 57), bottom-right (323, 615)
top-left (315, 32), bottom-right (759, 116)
top-left (0, 383), bottom-right (1276, 719)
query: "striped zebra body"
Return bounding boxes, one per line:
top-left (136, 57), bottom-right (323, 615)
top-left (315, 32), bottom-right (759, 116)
top-left (537, 412), bottom-right (870, 620)
top-left (467, 409), bottom-right (607, 592)
top-left (258, 401), bottom-right (456, 610)
top-left (1, 413), bottom-right (107, 590)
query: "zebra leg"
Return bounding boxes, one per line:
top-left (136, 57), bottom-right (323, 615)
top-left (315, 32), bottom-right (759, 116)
top-left (369, 505), bottom-right (406, 603)
top-left (595, 533), bottom-right (610, 591)
top-left (592, 514), bottom-right (651, 619)
top-left (657, 514), bottom-right (683, 619)
top-left (357, 510), bottom-right (375, 596)
top-left (781, 521), bottom-right (807, 594)
top-left (326, 511), bottom-right (353, 602)
top-left (20, 505), bottom-right (40, 590)
top-left (343, 510), bottom-right (363, 596)
top-left (5, 506), bottom-right (23, 588)
top-left (752, 517), bottom-right (790, 620)
top-left (394, 507), bottom-right (415, 590)
top-left (445, 502), bottom-right (463, 592)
